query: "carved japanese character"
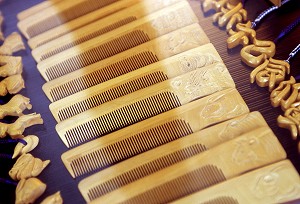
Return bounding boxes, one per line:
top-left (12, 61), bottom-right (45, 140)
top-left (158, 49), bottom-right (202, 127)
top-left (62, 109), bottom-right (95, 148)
top-left (0, 55), bottom-right (23, 77)
top-left (0, 94), bottom-right (32, 119)
top-left (240, 38), bottom-right (276, 67)
top-left (15, 178), bottom-right (46, 204)
top-left (227, 21), bottom-right (256, 48)
top-left (250, 57), bottom-right (290, 91)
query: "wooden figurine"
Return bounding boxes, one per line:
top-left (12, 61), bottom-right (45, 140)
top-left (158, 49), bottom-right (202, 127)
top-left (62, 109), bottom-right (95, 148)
top-left (12, 135), bottom-right (39, 159)
top-left (0, 74), bottom-right (25, 96)
top-left (0, 113), bottom-right (43, 139)
top-left (15, 178), bottom-right (46, 204)
top-left (0, 94), bottom-right (32, 119)
top-left (40, 192), bottom-right (63, 204)
top-left (9, 153), bottom-right (50, 180)
top-left (0, 32), bottom-right (25, 55)
top-left (0, 56), bottom-right (23, 77)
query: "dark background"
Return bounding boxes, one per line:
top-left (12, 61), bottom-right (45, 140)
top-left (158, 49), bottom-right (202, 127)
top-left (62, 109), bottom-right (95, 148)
top-left (0, 0), bottom-right (300, 203)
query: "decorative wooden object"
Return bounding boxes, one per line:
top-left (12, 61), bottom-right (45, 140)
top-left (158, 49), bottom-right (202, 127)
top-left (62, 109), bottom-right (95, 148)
top-left (89, 127), bottom-right (286, 203)
top-left (0, 74), bottom-right (25, 96)
top-left (13, 135), bottom-right (39, 159)
top-left (0, 56), bottom-right (23, 77)
top-left (9, 153), bottom-right (50, 180)
top-left (41, 23), bottom-right (209, 99)
top-left (15, 178), bottom-right (46, 204)
top-left (79, 111), bottom-right (268, 202)
top-left (49, 44), bottom-right (222, 122)
top-left (61, 88), bottom-right (249, 177)
top-left (36, 3), bottom-right (199, 81)
top-left (172, 160), bottom-right (300, 204)
top-left (17, 0), bottom-right (124, 39)
top-left (56, 65), bottom-right (235, 147)
top-left (31, 0), bottom-right (184, 61)
top-left (0, 113), bottom-right (43, 139)
top-left (26, 0), bottom-right (143, 48)
top-left (0, 94), bottom-right (31, 119)
top-left (40, 191), bottom-right (63, 204)
top-left (0, 32), bottom-right (25, 55)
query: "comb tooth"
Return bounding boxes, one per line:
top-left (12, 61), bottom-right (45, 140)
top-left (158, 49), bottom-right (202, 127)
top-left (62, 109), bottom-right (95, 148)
top-left (61, 88), bottom-right (249, 177)
top-left (56, 65), bottom-right (235, 147)
top-left (37, 4), bottom-right (200, 81)
top-left (49, 44), bottom-right (222, 121)
top-left (90, 128), bottom-right (286, 204)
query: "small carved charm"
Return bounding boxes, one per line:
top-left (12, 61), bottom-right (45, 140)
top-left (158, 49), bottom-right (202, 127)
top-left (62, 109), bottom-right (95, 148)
top-left (9, 153), bottom-right (50, 180)
top-left (240, 39), bottom-right (276, 67)
top-left (213, 2), bottom-right (247, 32)
top-left (270, 76), bottom-right (296, 109)
top-left (0, 11), bottom-right (3, 41)
top-left (13, 135), bottom-right (39, 159)
top-left (277, 102), bottom-right (300, 140)
top-left (0, 94), bottom-right (32, 119)
top-left (227, 21), bottom-right (256, 48)
top-left (0, 55), bottom-right (23, 77)
top-left (15, 177), bottom-right (47, 204)
top-left (41, 191), bottom-right (63, 204)
top-left (0, 32), bottom-right (25, 55)
top-left (0, 74), bottom-right (25, 96)
top-left (250, 57), bottom-right (290, 91)
top-left (202, 0), bottom-right (227, 13)
top-left (0, 113), bottom-right (43, 138)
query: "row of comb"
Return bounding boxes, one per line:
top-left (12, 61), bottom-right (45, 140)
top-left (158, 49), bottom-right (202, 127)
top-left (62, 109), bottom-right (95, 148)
top-left (17, 0), bottom-right (300, 203)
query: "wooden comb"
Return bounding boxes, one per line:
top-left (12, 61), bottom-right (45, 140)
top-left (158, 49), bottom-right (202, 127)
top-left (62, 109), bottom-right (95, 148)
top-left (49, 44), bottom-right (222, 122)
top-left (26, 0), bottom-right (143, 48)
top-left (89, 127), bottom-right (286, 204)
top-left (78, 111), bottom-right (268, 202)
top-left (172, 160), bottom-right (300, 204)
top-left (36, 3), bottom-right (199, 80)
top-left (17, 0), bottom-right (125, 39)
top-left (41, 23), bottom-right (209, 97)
top-left (30, 0), bottom-right (185, 58)
top-left (56, 64), bottom-right (235, 147)
top-left (61, 88), bottom-right (249, 177)
top-left (17, 0), bottom-right (63, 21)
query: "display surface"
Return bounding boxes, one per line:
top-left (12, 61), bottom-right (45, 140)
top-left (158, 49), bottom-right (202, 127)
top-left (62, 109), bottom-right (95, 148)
top-left (1, 0), bottom-right (300, 203)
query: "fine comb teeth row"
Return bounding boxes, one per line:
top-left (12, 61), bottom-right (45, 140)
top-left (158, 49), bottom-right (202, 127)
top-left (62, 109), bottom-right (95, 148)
top-left (27, 0), bottom-right (144, 49)
top-left (61, 88), bottom-right (250, 177)
top-left (56, 64), bottom-right (235, 148)
top-left (173, 160), bottom-right (300, 204)
top-left (78, 111), bottom-right (269, 202)
top-left (49, 44), bottom-right (222, 122)
top-left (36, 3), bottom-right (199, 81)
top-left (42, 23), bottom-right (210, 99)
top-left (89, 127), bottom-right (286, 204)
top-left (31, 0), bottom-right (185, 60)
top-left (17, 0), bottom-right (121, 39)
